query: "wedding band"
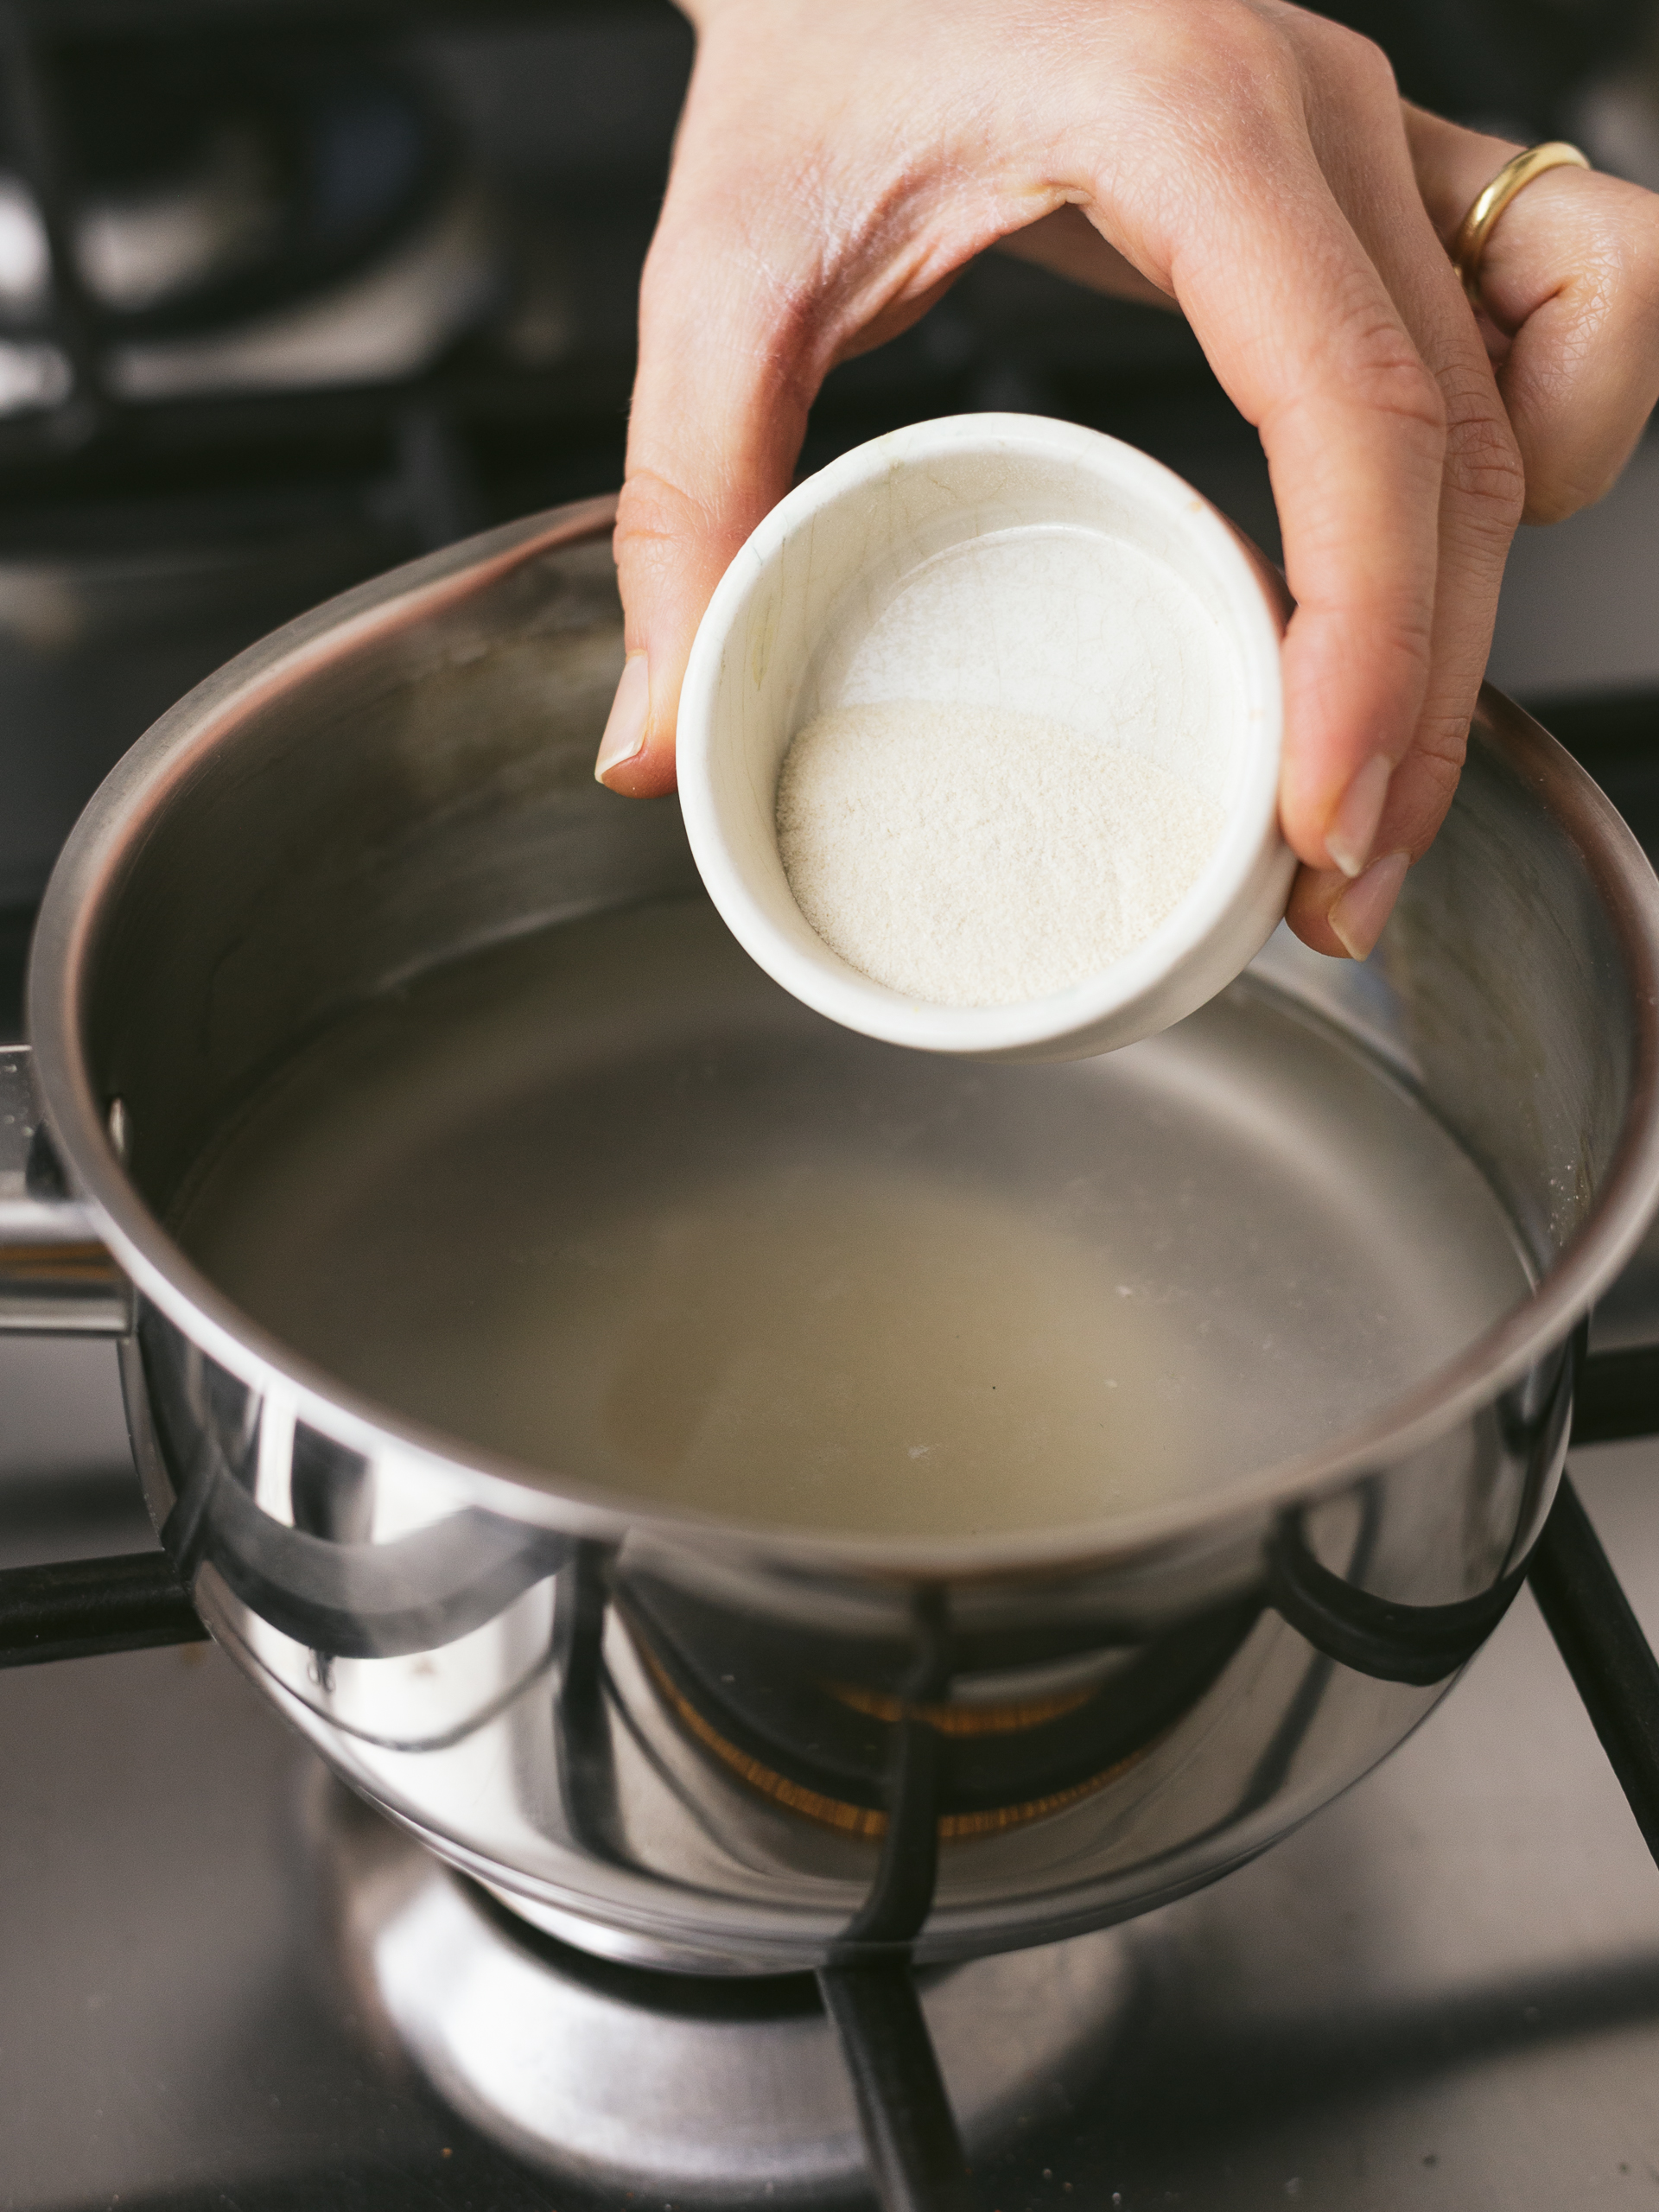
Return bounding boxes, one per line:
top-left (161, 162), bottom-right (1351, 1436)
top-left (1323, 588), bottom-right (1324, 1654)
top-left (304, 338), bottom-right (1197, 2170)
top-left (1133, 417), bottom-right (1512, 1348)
top-left (1451, 141), bottom-right (1590, 304)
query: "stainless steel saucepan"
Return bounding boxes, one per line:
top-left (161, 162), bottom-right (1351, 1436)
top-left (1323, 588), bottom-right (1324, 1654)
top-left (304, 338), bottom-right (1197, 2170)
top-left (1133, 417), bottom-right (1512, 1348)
top-left (5, 497), bottom-right (1659, 1975)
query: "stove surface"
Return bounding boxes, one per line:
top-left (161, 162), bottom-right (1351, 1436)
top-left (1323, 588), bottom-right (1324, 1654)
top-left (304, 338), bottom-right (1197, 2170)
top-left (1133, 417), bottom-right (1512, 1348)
top-left (3, 11), bottom-right (1658, 2197)
top-left (3, 1328), bottom-right (1657, 2210)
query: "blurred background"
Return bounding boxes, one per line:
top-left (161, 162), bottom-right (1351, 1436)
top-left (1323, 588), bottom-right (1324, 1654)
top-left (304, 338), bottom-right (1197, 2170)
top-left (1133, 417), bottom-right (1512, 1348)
top-left (0, 0), bottom-right (1656, 985)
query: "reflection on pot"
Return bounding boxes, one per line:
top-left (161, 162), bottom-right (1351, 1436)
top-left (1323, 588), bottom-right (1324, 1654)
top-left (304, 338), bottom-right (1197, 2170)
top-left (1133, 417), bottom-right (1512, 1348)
top-left (8, 502), bottom-right (1651, 1970)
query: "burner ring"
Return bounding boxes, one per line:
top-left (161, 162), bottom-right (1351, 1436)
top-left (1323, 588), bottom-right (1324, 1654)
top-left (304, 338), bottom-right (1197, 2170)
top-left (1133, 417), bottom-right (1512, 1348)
top-left (639, 1635), bottom-right (1153, 1840)
top-left (321, 1778), bottom-right (1135, 2200)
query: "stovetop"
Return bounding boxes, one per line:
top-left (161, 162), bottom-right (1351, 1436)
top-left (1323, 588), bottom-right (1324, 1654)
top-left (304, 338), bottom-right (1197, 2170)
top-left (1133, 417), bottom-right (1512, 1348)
top-left (5, 6), bottom-right (1659, 2205)
top-left (3, 1373), bottom-right (1659, 2211)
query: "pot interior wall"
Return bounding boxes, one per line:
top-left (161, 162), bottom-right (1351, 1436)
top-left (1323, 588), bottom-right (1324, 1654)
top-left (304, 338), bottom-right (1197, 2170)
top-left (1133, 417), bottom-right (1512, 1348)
top-left (64, 515), bottom-right (1643, 1357)
top-left (83, 531), bottom-right (692, 1219)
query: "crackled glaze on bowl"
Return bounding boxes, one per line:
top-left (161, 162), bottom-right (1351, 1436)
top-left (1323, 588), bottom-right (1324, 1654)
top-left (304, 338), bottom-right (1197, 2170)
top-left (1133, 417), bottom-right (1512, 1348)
top-left (677, 413), bottom-right (1294, 1061)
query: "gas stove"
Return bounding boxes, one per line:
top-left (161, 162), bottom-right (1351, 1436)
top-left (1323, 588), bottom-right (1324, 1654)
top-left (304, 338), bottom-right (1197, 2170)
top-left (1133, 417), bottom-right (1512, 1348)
top-left (4, 1340), bottom-right (1659, 2210)
top-left (5, 4), bottom-right (1659, 2206)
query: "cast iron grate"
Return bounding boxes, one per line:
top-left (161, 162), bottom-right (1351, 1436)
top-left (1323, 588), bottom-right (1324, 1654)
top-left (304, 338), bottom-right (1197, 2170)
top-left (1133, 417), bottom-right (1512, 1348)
top-left (5, 1341), bottom-right (1659, 2212)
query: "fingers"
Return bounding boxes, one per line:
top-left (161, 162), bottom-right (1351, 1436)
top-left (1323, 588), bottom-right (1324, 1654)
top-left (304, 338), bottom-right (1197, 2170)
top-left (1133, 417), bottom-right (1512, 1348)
top-left (1405, 105), bottom-right (1659, 524)
top-left (601, 0), bottom-right (1653, 1032)
top-left (600, 19), bottom-right (988, 799)
top-left (1287, 854), bottom-right (1410, 961)
top-left (602, 223), bottom-right (966, 795)
top-left (1296, 94), bottom-right (1659, 960)
top-left (1281, 67), bottom-right (1522, 957)
top-left (1154, 150), bottom-right (1446, 889)
top-left (598, 200), bottom-right (813, 797)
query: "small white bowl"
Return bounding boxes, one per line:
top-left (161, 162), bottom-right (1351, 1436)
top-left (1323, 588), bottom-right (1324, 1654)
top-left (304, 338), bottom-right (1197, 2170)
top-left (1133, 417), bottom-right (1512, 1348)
top-left (677, 413), bottom-right (1294, 1063)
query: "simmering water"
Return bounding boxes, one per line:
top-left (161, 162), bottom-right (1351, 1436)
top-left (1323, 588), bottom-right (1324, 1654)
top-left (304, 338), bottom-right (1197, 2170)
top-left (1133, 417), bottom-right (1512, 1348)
top-left (171, 898), bottom-right (1532, 1540)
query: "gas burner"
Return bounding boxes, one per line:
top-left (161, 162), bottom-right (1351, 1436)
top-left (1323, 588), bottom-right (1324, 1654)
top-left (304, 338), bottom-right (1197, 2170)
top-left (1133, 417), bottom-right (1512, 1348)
top-left (0, 47), bottom-right (505, 411)
top-left (619, 1569), bottom-right (1262, 1845)
top-left (318, 1775), bottom-right (1133, 2202)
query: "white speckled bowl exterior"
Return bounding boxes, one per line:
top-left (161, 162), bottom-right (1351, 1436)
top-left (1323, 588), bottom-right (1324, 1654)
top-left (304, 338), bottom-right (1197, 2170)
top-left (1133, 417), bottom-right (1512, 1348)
top-left (677, 414), bottom-right (1294, 1062)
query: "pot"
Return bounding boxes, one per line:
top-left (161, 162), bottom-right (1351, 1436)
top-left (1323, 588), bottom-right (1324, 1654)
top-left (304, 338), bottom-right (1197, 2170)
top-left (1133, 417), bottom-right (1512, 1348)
top-left (4, 496), bottom-right (1659, 1974)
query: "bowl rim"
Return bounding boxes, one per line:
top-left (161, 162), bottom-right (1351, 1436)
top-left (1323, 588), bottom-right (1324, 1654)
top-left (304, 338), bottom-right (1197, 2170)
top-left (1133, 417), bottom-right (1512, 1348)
top-left (24, 496), bottom-right (1659, 1579)
top-left (675, 412), bottom-right (1289, 1057)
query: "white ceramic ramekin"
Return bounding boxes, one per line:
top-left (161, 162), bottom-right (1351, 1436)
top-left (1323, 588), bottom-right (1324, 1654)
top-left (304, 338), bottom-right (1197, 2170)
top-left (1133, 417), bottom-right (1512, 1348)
top-left (676, 413), bottom-right (1294, 1062)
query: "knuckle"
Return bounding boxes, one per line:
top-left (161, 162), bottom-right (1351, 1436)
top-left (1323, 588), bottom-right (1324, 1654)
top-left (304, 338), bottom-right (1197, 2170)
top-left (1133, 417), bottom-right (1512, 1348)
top-left (1209, 3), bottom-right (1294, 82)
top-left (1346, 336), bottom-right (1448, 448)
top-left (1152, 5), bottom-right (1302, 154)
top-left (1346, 29), bottom-right (1401, 99)
top-left (1578, 189), bottom-right (1659, 313)
top-left (1414, 714), bottom-right (1472, 780)
top-left (1382, 614), bottom-right (1437, 689)
top-left (613, 467), bottom-right (709, 564)
top-left (1441, 385), bottom-right (1527, 529)
top-left (1310, 269), bottom-right (1447, 443)
top-left (1318, 21), bottom-right (1400, 105)
top-left (1389, 735), bottom-right (1466, 858)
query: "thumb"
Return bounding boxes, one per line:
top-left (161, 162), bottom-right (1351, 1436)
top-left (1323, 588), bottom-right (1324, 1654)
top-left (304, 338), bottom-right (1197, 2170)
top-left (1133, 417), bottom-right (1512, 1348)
top-left (595, 219), bottom-right (810, 797)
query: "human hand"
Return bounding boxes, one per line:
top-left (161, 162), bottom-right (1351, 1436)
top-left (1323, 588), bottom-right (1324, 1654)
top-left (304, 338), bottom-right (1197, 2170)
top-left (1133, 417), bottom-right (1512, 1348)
top-left (595, 0), bottom-right (1659, 959)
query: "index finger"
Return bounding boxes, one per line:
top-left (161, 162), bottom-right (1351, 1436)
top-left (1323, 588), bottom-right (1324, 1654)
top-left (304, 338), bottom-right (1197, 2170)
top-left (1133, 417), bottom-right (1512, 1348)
top-left (598, 198), bottom-right (814, 797)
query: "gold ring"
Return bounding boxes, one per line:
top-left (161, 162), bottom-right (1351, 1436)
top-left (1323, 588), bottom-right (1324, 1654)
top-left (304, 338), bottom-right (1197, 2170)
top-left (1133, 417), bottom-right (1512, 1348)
top-left (1451, 141), bottom-right (1590, 305)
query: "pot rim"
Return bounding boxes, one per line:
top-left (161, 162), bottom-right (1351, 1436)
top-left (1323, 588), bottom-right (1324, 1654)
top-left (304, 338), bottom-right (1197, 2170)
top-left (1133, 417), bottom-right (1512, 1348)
top-left (25, 496), bottom-right (1659, 1579)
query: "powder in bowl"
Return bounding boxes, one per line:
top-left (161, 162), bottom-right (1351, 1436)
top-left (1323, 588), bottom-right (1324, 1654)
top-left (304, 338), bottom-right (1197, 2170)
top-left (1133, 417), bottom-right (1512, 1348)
top-left (776, 699), bottom-right (1227, 1008)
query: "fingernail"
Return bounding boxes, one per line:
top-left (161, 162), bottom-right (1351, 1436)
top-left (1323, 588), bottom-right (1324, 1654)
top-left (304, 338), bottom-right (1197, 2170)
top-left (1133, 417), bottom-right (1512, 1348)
top-left (595, 653), bottom-right (650, 786)
top-left (1325, 753), bottom-right (1393, 879)
top-left (1330, 851), bottom-right (1409, 961)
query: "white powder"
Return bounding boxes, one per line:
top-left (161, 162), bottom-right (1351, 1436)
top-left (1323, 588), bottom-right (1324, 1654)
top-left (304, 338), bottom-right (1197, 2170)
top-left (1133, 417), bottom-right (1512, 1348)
top-left (776, 700), bottom-right (1226, 1007)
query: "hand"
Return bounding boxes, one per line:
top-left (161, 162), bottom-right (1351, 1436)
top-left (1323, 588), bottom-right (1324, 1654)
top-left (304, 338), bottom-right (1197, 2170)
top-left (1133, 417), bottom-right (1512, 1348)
top-left (595, 0), bottom-right (1659, 960)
